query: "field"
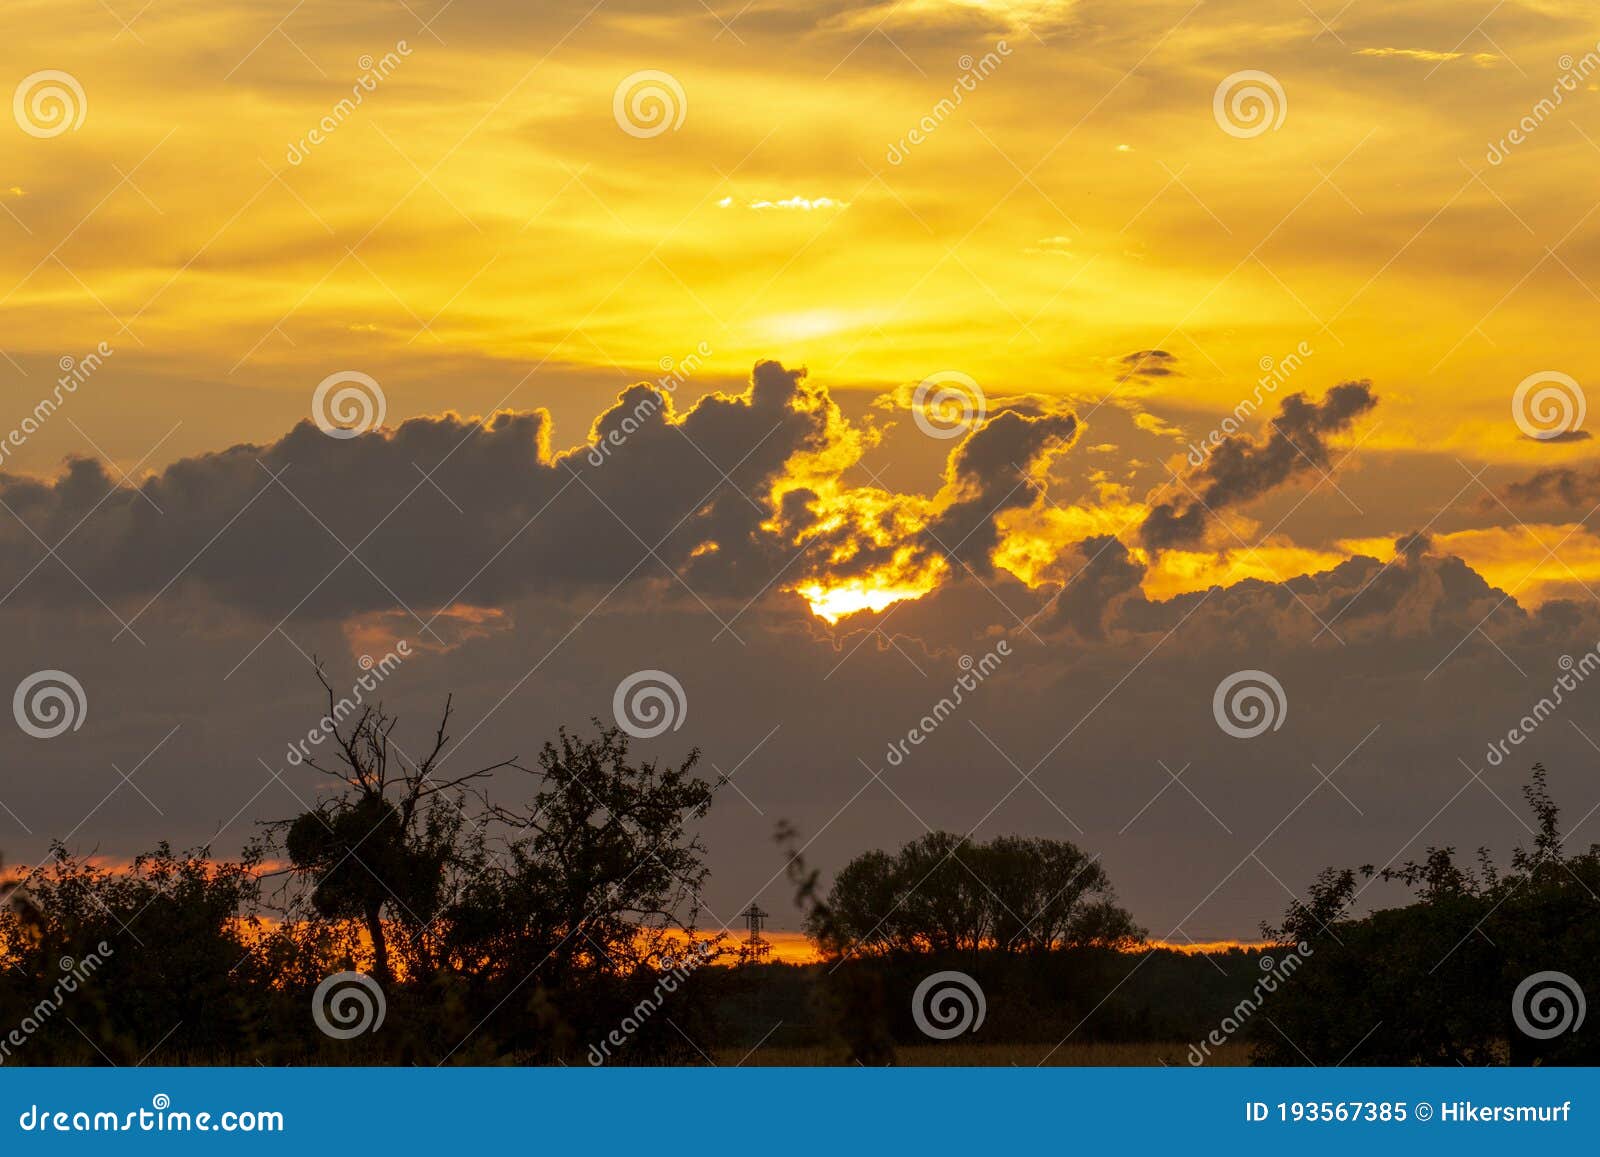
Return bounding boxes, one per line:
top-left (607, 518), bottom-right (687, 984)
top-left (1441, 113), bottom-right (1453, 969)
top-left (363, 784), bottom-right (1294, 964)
top-left (717, 1041), bottom-right (1254, 1066)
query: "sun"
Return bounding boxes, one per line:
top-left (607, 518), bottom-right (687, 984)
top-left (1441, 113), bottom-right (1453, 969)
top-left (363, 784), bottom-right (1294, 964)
top-left (794, 578), bottom-right (931, 623)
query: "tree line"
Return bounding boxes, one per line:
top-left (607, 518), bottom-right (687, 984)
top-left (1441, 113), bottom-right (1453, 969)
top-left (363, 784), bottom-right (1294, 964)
top-left (1253, 765), bottom-right (1600, 1065)
top-left (2, 668), bottom-right (1595, 1065)
top-left (0, 671), bottom-right (723, 1063)
top-left (812, 832), bottom-right (1141, 955)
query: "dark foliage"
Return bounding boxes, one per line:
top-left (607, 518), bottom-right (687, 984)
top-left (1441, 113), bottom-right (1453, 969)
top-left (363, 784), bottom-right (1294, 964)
top-left (0, 843), bottom-right (287, 1063)
top-left (5, 664), bottom-right (1594, 1067)
top-left (1255, 766), bottom-right (1600, 1065)
top-left (811, 830), bottom-right (1142, 954)
top-left (775, 824), bottom-right (1145, 1063)
top-left (704, 948), bottom-right (1281, 1059)
top-left (0, 675), bottom-right (723, 1066)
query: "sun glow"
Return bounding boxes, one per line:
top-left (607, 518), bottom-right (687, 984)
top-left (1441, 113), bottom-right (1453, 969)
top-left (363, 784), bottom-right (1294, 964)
top-left (795, 578), bottom-right (934, 623)
top-left (757, 309), bottom-right (855, 342)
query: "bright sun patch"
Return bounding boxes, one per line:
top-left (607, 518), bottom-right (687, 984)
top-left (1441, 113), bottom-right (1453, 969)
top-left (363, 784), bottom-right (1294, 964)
top-left (794, 578), bottom-right (933, 623)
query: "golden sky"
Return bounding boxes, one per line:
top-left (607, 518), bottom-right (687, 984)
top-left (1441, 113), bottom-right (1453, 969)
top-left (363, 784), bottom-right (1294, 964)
top-left (7, 0), bottom-right (1600, 941)
top-left (7, 0), bottom-right (1600, 613)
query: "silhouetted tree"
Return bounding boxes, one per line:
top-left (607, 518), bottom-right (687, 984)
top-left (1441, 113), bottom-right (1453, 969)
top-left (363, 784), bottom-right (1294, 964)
top-left (0, 843), bottom-right (280, 1063)
top-left (276, 663), bottom-right (514, 982)
top-left (1256, 765), bottom-right (1600, 1066)
top-left (450, 725), bottom-right (715, 961)
top-left (811, 832), bottom-right (1141, 955)
top-left (777, 821), bottom-right (896, 1065)
top-left (984, 835), bottom-right (1141, 952)
top-left (1, 684), bottom-right (726, 1065)
top-left (439, 722), bottom-right (720, 1059)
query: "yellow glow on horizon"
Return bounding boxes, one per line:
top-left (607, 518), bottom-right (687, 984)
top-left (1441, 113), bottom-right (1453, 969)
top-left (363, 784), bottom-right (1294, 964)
top-left (1340, 525), bottom-right (1600, 608)
top-left (1141, 542), bottom-right (1354, 601)
top-left (727, 933), bottom-right (1278, 965)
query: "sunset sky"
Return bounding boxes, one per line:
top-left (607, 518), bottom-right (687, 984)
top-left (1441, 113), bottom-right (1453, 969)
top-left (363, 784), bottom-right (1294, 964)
top-left (4, 0), bottom-right (1600, 943)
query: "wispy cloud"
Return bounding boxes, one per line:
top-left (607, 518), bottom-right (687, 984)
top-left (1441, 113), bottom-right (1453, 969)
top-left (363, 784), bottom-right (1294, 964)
top-left (719, 196), bottom-right (850, 211)
top-left (1355, 47), bottom-right (1498, 66)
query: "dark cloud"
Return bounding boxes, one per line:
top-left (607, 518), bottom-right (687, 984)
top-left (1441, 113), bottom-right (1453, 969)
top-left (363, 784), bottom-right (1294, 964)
top-left (1118, 349), bottom-right (1178, 379)
top-left (1039, 535), bottom-right (1148, 640)
top-left (5, 520), bottom-right (1596, 944)
top-left (1498, 464), bottom-right (1600, 511)
top-left (920, 402), bottom-right (1079, 575)
top-left (0, 364), bottom-right (1090, 628)
top-left (1141, 381), bottom-right (1378, 550)
top-left (0, 362), bottom-right (858, 623)
top-left (10, 363), bottom-right (1600, 941)
top-left (1101, 532), bottom-right (1543, 651)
